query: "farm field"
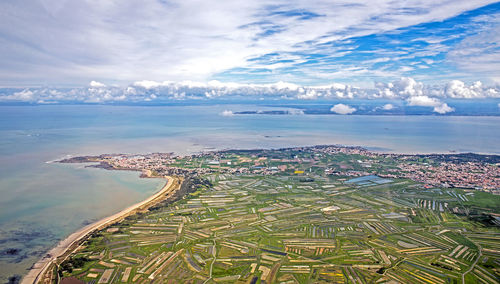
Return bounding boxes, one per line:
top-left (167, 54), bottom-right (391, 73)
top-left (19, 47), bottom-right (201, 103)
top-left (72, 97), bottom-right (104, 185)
top-left (49, 147), bottom-right (500, 283)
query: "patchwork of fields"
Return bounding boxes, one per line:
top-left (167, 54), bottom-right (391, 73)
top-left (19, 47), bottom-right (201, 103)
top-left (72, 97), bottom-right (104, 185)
top-left (53, 172), bottom-right (499, 283)
top-left (39, 146), bottom-right (499, 283)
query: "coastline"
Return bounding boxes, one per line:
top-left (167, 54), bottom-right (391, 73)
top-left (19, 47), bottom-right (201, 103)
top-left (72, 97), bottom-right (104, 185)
top-left (17, 144), bottom-right (500, 283)
top-left (21, 174), bottom-right (179, 284)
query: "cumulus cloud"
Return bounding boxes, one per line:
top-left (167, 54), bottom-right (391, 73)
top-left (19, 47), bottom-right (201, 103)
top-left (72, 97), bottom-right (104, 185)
top-left (287, 109), bottom-right (305, 115)
top-left (373, 77), bottom-right (500, 100)
top-left (89, 81), bottom-right (106, 88)
top-left (407, 96), bottom-right (454, 114)
top-left (0, 77), bottom-right (498, 109)
top-left (382, 103), bottom-right (394, 110)
top-left (128, 80), bottom-right (362, 100)
top-left (133, 80), bottom-right (165, 89)
top-left (374, 77), bottom-right (424, 98)
top-left (373, 103), bottom-right (395, 111)
top-left (371, 77), bottom-right (500, 114)
top-left (444, 80), bottom-right (500, 98)
top-left (433, 103), bottom-right (455, 114)
top-left (220, 110), bottom-right (235, 117)
top-left (330, 104), bottom-right (356, 115)
top-left (1, 89), bottom-right (35, 101)
top-left (407, 96), bottom-right (442, 107)
top-left (297, 89), bottom-right (319, 100)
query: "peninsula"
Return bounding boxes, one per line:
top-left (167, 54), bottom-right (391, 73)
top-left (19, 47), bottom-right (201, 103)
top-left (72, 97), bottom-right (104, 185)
top-left (29, 145), bottom-right (500, 283)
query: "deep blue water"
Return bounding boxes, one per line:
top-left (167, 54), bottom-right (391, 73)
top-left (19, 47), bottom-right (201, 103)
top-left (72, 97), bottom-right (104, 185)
top-left (0, 104), bottom-right (499, 281)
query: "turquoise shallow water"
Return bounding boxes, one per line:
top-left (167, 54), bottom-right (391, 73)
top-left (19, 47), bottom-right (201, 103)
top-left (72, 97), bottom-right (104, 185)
top-left (0, 104), bottom-right (499, 281)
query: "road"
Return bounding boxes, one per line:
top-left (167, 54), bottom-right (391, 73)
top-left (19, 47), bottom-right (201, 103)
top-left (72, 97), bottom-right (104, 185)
top-left (462, 240), bottom-right (482, 284)
top-left (203, 238), bottom-right (217, 284)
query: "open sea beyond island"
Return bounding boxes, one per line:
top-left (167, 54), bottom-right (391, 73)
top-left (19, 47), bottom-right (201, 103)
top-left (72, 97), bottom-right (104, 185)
top-left (0, 104), bottom-right (499, 282)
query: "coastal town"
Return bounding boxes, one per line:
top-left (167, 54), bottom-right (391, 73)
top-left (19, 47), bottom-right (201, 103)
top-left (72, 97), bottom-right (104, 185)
top-left (82, 145), bottom-right (500, 193)
top-left (33, 145), bottom-right (500, 283)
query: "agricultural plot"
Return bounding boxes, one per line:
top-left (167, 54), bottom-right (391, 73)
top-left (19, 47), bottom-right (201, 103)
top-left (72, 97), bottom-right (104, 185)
top-left (55, 147), bottom-right (500, 283)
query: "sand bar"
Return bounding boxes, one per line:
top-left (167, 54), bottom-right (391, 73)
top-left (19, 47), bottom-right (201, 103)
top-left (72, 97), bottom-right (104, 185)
top-left (22, 175), bottom-right (177, 284)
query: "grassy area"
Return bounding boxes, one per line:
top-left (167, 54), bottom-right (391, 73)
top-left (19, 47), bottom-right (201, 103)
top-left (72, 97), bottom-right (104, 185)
top-left (53, 148), bottom-right (499, 283)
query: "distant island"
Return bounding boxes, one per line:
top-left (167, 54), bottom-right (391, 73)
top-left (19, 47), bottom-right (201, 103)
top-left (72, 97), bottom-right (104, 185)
top-left (28, 145), bottom-right (499, 283)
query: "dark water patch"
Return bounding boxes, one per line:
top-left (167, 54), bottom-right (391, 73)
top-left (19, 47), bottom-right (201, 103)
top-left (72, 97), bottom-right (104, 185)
top-left (0, 227), bottom-right (57, 265)
top-left (0, 227), bottom-right (55, 247)
top-left (0, 248), bottom-right (30, 264)
top-left (0, 249), bottom-right (20, 256)
top-left (5, 275), bottom-right (21, 284)
top-left (81, 219), bottom-right (96, 226)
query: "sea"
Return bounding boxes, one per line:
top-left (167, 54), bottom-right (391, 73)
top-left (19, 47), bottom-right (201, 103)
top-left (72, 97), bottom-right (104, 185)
top-left (0, 104), bottom-right (499, 282)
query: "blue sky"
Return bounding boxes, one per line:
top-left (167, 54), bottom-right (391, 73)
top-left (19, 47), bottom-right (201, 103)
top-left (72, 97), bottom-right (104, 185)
top-left (215, 2), bottom-right (500, 86)
top-left (1, 0), bottom-right (499, 86)
top-left (0, 0), bottom-right (499, 113)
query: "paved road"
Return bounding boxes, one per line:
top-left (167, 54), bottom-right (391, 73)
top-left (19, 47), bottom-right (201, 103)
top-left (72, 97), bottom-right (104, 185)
top-left (462, 242), bottom-right (482, 284)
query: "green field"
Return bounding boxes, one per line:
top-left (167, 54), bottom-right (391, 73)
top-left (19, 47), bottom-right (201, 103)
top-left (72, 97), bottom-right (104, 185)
top-left (55, 147), bottom-right (500, 283)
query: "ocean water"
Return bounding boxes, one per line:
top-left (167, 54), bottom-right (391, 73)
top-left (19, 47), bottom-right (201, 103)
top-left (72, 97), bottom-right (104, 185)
top-left (0, 104), bottom-right (499, 282)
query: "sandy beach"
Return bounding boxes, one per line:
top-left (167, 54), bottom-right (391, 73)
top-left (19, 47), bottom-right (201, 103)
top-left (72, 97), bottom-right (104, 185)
top-left (21, 175), bottom-right (178, 284)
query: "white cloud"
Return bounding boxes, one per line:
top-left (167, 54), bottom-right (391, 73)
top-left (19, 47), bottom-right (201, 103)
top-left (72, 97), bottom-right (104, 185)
top-left (433, 103), bottom-right (455, 114)
top-left (399, 66), bottom-right (414, 72)
top-left (220, 110), bottom-right (234, 117)
top-left (0, 1), bottom-right (496, 85)
top-left (273, 81), bottom-right (300, 91)
top-left (330, 104), bottom-right (356, 115)
top-left (133, 80), bottom-right (163, 89)
top-left (1, 89), bottom-right (35, 101)
top-left (373, 103), bottom-right (395, 111)
top-left (375, 77), bottom-right (424, 98)
top-left (297, 89), bottom-right (319, 100)
top-left (382, 103), bottom-right (394, 110)
top-left (446, 15), bottom-right (500, 82)
top-left (444, 80), bottom-right (491, 98)
top-left (14, 89), bottom-right (34, 101)
top-left (407, 96), bottom-right (442, 107)
top-left (89, 80), bottom-right (106, 87)
top-left (287, 109), bottom-right (305, 115)
top-left (407, 95), bottom-right (455, 114)
top-left (0, 77), bottom-right (498, 106)
top-left (374, 77), bottom-right (500, 100)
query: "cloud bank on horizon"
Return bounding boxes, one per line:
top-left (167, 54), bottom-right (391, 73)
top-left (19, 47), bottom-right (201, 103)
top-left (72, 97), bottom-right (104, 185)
top-left (0, 0), bottom-right (499, 88)
top-left (1, 1), bottom-right (500, 114)
top-left (2, 77), bottom-right (499, 114)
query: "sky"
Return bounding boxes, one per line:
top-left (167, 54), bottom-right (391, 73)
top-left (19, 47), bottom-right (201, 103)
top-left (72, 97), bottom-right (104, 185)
top-left (0, 0), bottom-right (500, 113)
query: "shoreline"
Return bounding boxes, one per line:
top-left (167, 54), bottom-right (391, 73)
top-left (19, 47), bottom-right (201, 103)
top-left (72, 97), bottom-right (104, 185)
top-left (21, 175), bottom-right (179, 284)
top-left (18, 144), bottom-right (500, 283)
top-left (58, 144), bottom-right (500, 163)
